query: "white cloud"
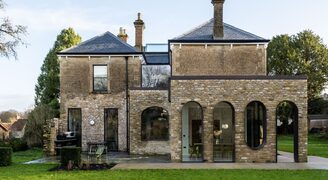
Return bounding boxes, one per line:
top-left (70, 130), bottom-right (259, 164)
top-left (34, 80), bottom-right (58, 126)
top-left (2, 7), bottom-right (120, 34)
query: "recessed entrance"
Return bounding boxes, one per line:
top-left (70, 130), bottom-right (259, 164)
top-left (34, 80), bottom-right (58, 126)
top-left (182, 101), bottom-right (203, 162)
top-left (213, 102), bottom-right (235, 162)
top-left (276, 101), bottom-right (299, 162)
top-left (104, 108), bottom-right (119, 151)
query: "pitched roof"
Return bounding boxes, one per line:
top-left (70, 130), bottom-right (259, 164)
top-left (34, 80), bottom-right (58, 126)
top-left (59, 32), bottom-right (138, 55)
top-left (10, 119), bottom-right (27, 131)
top-left (172, 19), bottom-right (269, 42)
top-left (144, 53), bottom-right (169, 65)
top-left (0, 123), bottom-right (9, 131)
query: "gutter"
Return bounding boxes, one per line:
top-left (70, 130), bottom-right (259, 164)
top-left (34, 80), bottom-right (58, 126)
top-left (168, 39), bottom-right (270, 43)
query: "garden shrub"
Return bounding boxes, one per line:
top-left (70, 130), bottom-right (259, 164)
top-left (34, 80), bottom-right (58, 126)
top-left (0, 140), bottom-right (10, 147)
top-left (0, 147), bottom-right (12, 166)
top-left (60, 147), bottom-right (81, 167)
top-left (9, 138), bottom-right (28, 152)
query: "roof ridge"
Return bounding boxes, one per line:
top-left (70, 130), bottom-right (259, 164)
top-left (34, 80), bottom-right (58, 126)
top-left (173, 18), bottom-right (214, 40)
top-left (60, 32), bottom-right (108, 53)
top-left (61, 31), bottom-right (137, 53)
top-left (172, 18), bottom-right (268, 41)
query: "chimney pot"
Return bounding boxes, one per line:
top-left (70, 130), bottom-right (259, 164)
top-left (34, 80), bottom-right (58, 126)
top-left (117, 27), bottom-right (128, 43)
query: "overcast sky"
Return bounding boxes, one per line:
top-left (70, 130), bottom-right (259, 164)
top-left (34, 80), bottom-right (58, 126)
top-left (0, 0), bottom-right (328, 112)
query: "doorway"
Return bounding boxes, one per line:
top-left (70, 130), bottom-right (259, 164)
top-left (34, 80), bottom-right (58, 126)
top-left (182, 102), bottom-right (203, 162)
top-left (104, 108), bottom-right (119, 151)
top-left (213, 102), bottom-right (235, 162)
top-left (276, 101), bottom-right (299, 162)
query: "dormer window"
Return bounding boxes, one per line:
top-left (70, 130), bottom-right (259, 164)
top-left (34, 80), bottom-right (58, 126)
top-left (93, 65), bottom-right (108, 92)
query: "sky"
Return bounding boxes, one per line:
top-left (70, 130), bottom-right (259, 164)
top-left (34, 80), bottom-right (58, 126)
top-left (0, 0), bottom-right (328, 112)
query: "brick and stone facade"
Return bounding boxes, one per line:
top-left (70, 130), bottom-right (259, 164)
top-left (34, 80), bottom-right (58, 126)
top-left (58, 0), bottom-right (308, 163)
top-left (59, 56), bottom-right (141, 151)
top-left (129, 89), bottom-right (171, 155)
top-left (171, 44), bottom-right (267, 76)
top-left (169, 78), bottom-right (307, 163)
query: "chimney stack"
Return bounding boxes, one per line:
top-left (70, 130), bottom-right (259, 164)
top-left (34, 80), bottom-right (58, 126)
top-left (134, 13), bottom-right (145, 51)
top-left (117, 27), bottom-right (128, 43)
top-left (212, 0), bottom-right (225, 39)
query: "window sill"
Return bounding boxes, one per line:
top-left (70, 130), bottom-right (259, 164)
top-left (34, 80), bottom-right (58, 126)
top-left (92, 91), bottom-right (109, 94)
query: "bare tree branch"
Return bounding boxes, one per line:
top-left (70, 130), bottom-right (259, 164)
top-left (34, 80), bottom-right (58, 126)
top-left (0, 0), bottom-right (27, 59)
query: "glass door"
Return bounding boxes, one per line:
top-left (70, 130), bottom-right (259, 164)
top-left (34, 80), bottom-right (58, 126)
top-left (213, 102), bottom-right (235, 162)
top-left (104, 108), bottom-right (118, 151)
top-left (182, 102), bottom-right (203, 162)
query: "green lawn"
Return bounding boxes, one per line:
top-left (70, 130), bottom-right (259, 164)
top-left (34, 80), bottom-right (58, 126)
top-left (0, 165), bottom-right (327, 180)
top-left (278, 134), bottom-right (328, 158)
top-left (12, 148), bottom-right (44, 163)
top-left (0, 147), bottom-right (327, 179)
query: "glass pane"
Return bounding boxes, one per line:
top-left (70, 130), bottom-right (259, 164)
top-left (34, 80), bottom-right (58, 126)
top-left (68, 109), bottom-right (82, 147)
top-left (141, 107), bottom-right (169, 141)
top-left (245, 102), bottom-right (265, 149)
top-left (145, 44), bottom-right (168, 52)
top-left (213, 102), bottom-right (234, 162)
top-left (93, 65), bottom-right (108, 91)
top-left (105, 109), bottom-right (118, 151)
top-left (182, 102), bottom-right (203, 162)
top-left (142, 65), bottom-right (170, 88)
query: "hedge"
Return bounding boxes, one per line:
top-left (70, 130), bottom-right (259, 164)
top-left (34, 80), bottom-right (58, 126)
top-left (9, 138), bottom-right (28, 152)
top-left (60, 146), bottom-right (81, 167)
top-left (0, 147), bottom-right (12, 166)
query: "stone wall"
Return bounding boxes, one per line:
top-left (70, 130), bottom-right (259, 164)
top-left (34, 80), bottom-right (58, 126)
top-left (169, 78), bottom-right (308, 163)
top-left (171, 44), bottom-right (266, 76)
top-left (59, 55), bottom-right (142, 152)
top-left (43, 118), bottom-right (58, 156)
top-left (129, 90), bottom-right (171, 154)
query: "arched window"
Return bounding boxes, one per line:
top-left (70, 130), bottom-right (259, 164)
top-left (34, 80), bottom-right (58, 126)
top-left (141, 107), bottom-right (169, 141)
top-left (245, 101), bottom-right (266, 149)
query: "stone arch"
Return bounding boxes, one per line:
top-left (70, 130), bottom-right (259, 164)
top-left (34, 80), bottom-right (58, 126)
top-left (213, 101), bottom-right (235, 162)
top-left (181, 101), bottom-right (204, 162)
top-left (141, 106), bottom-right (169, 141)
top-left (245, 101), bottom-right (267, 150)
top-left (276, 101), bottom-right (299, 162)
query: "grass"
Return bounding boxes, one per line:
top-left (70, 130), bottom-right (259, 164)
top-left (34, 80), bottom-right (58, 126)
top-left (0, 165), bottom-right (327, 180)
top-left (278, 134), bottom-right (328, 158)
top-left (0, 145), bottom-right (327, 179)
top-left (12, 148), bottom-right (44, 163)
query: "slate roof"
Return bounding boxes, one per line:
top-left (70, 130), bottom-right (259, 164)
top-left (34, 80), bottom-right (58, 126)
top-left (59, 32), bottom-right (139, 55)
top-left (10, 119), bottom-right (27, 132)
top-left (172, 18), bottom-right (269, 42)
top-left (144, 53), bottom-right (169, 64)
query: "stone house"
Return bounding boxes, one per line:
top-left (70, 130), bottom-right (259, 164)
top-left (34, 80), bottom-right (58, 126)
top-left (0, 122), bottom-right (10, 140)
top-left (10, 119), bottom-right (28, 139)
top-left (58, 0), bottom-right (307, 163)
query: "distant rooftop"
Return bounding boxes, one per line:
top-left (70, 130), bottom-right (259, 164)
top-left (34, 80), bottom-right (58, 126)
top-left (59, 32), bottom-right (139, 55)
top-left (172, 19), bottom-right (269, 42)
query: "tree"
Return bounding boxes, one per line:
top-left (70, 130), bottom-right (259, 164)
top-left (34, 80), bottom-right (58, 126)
top-left (0, 0), bottom-right (27, 59)
top-left (268, 30), bottom-right (328, 101)
top-left (35, 28), bottom-right (81, 117)
top-left (24, 105), bottom-right (55, 147)
top-left (0, 110), bottom-right (18, 123)
top-left (268, 31), bottom-right (328, 118)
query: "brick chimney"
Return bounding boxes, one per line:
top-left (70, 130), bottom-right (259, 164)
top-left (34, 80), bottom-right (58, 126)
top-left (134, 13), bottom-right (145, 51)
top-left (212, 0), bottom-right (225, 39)
top-left (117, 27), bottom-right (128, 43)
